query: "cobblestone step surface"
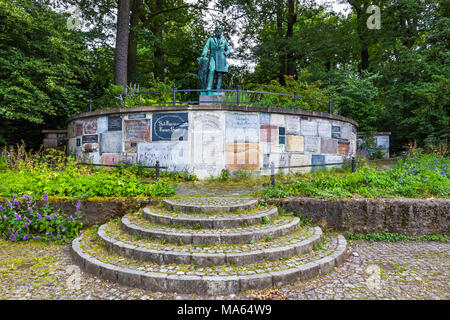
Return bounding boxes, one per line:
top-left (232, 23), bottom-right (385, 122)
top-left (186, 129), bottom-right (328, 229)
top-left (71, 230), bottom-right (347, 295)
top-left (99, 222), bottom-right (323, 266)
top-left (121, 214), bottom-right (300, 245)
top-left (142, 206), bottom-right (279, 228)
top-left (163, 197), bottom-right (258, 213)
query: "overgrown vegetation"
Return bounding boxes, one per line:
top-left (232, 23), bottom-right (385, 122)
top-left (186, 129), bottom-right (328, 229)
top-left (0, 147), bottom-right (177, 199)
top-left (345, 232), bottom-right (450, 243)
top-left (0, 195), bottom-right (83, 243)
top-left (259, 151), bottom-right (449, 199)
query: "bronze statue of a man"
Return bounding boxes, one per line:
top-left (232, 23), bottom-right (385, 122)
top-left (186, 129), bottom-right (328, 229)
top-left (198, 26), bottom-right (230, 93)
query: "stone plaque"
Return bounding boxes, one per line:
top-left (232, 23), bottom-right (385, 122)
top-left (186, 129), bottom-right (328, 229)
top-left (108, 116), bottom-right (123, 131)
top-left (226, 113), bottom-right (259, 143)
top-left (83, 119), bottom-right (97, 134)
top-left (152, 113), bottom-right (188, 141)
top-left (69, 123), bottom-right (76, 138)
top-left (124, 119), bottom-right (151, 142)
top-left (191, 112), bottom-right (225, 178)
top-left (128, 113), bottom-right (147, 119)
top-left (311, 155), bottom-right (325, 171)
top-left (260, 113), bottom-right (270, 125)
top-left (332, 126), bottom-right (341, 139)
top-left (301, 120), bottom-right (318, 136)
top-left (100, 131), bottom-right (122, 154)
top-left (124, 141), bottom-right (137, 153)
top-left (338, 141), bottom-right (349, 155)
top-left (318, 122), bottom-right (332, 138)
top-left (138, 141), bottom-right (189, 171)
top-left (286, 116), bottom-right (300, 134)
top-left (260, 125), bottom-right (278, 143)
top-left (97, 117), bottom-right (108, 133)
top-left (286, 135), bottom-right (304, 152)
top-left (82, 143), bottom-right (98, 153)
top-left (82, 135), bottom-right (98, 144)
top-left (225, 143), bottom-right (261, 171)
top-left (325, 155), bottom-right (344, 169)
top-left (75, 123), bottom-right (83, 136)
top-left (271, 114), bottom-right (285, 127)
top-left (377, 136), bottom-right (390, 150)
top-left (290, 154), bottom-right (311, 174)
top-left (341, 125), bottom-right (351, 139)
top-left (321, 138), bottom-right (338, 154)
top-left (100, 153), bottom-right (120, 165)
top-left (266, 153), bottom-right (289, 173)
top-left (304, 136), bottom-right (320, 153)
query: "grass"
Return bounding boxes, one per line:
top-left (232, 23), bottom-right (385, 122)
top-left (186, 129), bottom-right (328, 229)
top-left (345, 232), bottom-right (450, 242)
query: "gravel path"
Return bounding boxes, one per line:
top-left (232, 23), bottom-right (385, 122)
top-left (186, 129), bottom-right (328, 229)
top-left (1, 239), bottom-right (448, 300)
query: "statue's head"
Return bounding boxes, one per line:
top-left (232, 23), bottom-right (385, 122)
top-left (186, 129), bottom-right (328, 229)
top-left (214, 26), bottom-right (223, 37)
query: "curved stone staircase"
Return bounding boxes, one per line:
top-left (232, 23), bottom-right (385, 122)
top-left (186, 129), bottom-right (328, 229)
top-left (71, 197), bottom-right (348, 295)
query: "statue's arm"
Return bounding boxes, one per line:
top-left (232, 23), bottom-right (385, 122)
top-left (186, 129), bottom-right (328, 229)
top-left (201, 38), bottom-right (210, 57)
top-left (224, 39), bottom-right (230, 57)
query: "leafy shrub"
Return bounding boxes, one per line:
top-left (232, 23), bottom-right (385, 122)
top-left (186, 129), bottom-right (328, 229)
top-left (345, 232), bottom-right (450, 243)
top-left (260, 152), bottom-right (449, 199)
top-left (0, 195), bottom-right (83, 243)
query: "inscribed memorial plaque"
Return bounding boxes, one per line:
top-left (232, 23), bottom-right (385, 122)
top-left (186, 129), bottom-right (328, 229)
top-left (100, 131), bottom-right (122, 154)
top-left (260, 125), bottom-right (278, 143)
top-left (311, 155), bottom-right (325, 172)
top-left (290, 154), bottom-right (311, 174)
top-left (83, 119), bottom-right (97, 134)
top-left (377, 136), bottom-right (390, 150)
top-left (128, 113), bottom-right (147, 119)
top-left (152, 113), bottom-right (188, 141)
top-left (286, 135), bottom-right (304, 152)
top-left (304, 136), bottom-right (320, 153)
top-left (124, 119), bottom-right (151, 142)
top-left (301, 120), bottom-right (318, 136)
top-left (331, 126), bottom-right (341, 139)
top-left (271, 114), bottom-right (285, 127)
top-left (82, 135), bottom-right (98, 144)
top-left (138, 142), bottom-right (189, 171)
top-left (226, 113), bottom-right (259, 143)
top-left (108, 116), bottom-right (123, 131)
top-left (318, 122), bottom-right (332, 138)
top-left (321, 138), bottom-right (338, 154)
top-left (260, 113), bottom-right (270, 125)
top-left (338, 140), bottom-right (350, 155)
top-left (97, 117), bottom-right (108, 133)
top-left (225, 143), bottom-right (261, 171)
top-left (75, 123), bottom-right (83, 136)
top-left (286, 116), bottom-right (300, 134)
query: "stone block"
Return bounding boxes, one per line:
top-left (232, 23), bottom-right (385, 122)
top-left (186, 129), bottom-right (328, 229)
top-left (83, 119), bottom-right (97, 134)
top-left (100, 131), bottom-right (122, 154)
top-left (152, 112), bottom-right (188, 141)
top-left (304, 136), bottom-right (320, 153)
top-left (138, 141), bottom-right (189, 171)
top-left (321, 138), bottom-right (337, 154)
top-left (124, 119), bottom-right (151, 142)
top-left (286, 115), bottom-right (300, 134)
top-left (226, 113), bottom-right (259, 143)
top-left (260, 112), bottom-right (270, 125)
top-left (97, 116), bottom-right (108, 133)
top-left (271, 114), bottom-right (285, 126)
top-left (225, 143), bottom-right (261, 171)
top-left (301, 120), bottom-right (318, 136)
top-left (289, 154), bottom-right (311, 174)
top-left (318, 122), bottom-right (332, 138)
top-left (100, 153), bottom-right (120, 165)
top-left (286, 135), bottom-right (304, 152)
top-left (260, 125), bottom-right (278, 143)
top-left (312, 154), bottom-right (325, 171)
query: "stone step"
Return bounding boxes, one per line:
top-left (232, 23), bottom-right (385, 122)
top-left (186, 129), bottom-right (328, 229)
top-left (142, 206), bottom-right (279, 228)
top-left (121, 214), bottom-right (300, 245)
top-left (163, 197), bottom-right (258, 213)
top-left (71, 231), bottom-right (347, 295)
top-left (98, 222), bottom-right (323, 266)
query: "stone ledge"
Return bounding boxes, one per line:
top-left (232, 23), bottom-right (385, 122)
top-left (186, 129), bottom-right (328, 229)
top-left (98, 224), bottom-right (323, 266)
top-left (143, 206), bottom-right (279, 228)
top-left (70, 235), bottom-right (347, 294)
top-left (163, 197), bottom-right (258, 213)
top-left (267, 197), bottom-right (450, 236)
top-left (121, 215), bottom-right (301, 244)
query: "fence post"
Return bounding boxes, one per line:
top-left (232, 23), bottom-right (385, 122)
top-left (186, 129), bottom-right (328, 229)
top-left (351, 157), bottom-right (356, 173)
top-left (89, 99), bottom-right (92, 112)
top-left (294, 91), bottom-right (297, 110)
top-left (155, 160), bottom-right (160, 181)
top-left (329, 100), bottom-right (332, 115)
top-left (236, 85), bottom-right (240, 105)
top-left (172, 85), bottom-right (176, 106)
top-left (270, 161), bottom-right (275, 187)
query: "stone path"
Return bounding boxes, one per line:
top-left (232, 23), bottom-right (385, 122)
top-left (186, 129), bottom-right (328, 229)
top-left (0, 239), bottom-right (448, 300)
top-left (174, 182), bottom-right (263, 197)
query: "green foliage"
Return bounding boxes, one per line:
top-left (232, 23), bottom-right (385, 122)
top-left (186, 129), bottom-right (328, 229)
top-left (0, 195), bottom-right (83, 243)
top-left (345, 232), bottom-right (450, 243)
top-left (260, 152), bottom-right (449, 199)
top-left (0, 148), bottom-right (177, 199)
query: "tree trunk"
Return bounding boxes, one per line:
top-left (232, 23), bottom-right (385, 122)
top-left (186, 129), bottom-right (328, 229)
top-left (114, 0), bottom-right (130, 87)
top-left (286, 0), bottom-right (297, 77)
top-left (275, 0), bottom-right (285, 85)
top-left (153, 0), bottom-right (165, 81)
top-left (128, 0), bottom-right (141, 84)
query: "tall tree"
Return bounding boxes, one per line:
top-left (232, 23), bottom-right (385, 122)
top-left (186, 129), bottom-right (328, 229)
top-left (114, 0), bottom-right (130, 86)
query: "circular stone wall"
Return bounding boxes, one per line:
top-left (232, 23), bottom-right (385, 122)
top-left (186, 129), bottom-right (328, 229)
top-left (67, 105), bottom-right (358, 179)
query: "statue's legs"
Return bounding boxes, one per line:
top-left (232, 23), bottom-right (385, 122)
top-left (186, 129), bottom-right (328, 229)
top-left (216, 73), bottom-right (222, 89)
top-left (206, 70), bottom-right (214, 90)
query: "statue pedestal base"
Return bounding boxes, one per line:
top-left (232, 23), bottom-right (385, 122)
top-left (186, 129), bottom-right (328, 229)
top-left (199, 92), bottom-right (224, 105)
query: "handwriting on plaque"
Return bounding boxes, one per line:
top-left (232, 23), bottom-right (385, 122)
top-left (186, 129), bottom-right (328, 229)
top-left (124, 119), bottom-right (151, 142)
top-left (152, 113), bottom-right (188, 141)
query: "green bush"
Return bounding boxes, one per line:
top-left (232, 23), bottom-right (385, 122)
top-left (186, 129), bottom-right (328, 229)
top-left (0, 195), bottom-right (83, 243)
top-left (260, 152), bottom-right (449, 199)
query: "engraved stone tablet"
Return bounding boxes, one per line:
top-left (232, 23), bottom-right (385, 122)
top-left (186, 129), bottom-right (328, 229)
top-left (152, 113), bottom-right (188, 141)
top-left (304, 136), bottom-right (320, 153)
top-left (124, 119), bottom-right (151, 142)
top-left (108, 116), bottom-right (123, 131)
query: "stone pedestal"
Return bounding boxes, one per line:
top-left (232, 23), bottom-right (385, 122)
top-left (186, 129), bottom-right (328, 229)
top-left (199, 93), bottom-right (224, 105)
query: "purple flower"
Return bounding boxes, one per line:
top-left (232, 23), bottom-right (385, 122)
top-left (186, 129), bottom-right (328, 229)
top-left (13, 200), bottom-right (20, 207)
top-left (12, 195), bottom-right (16, 200)
top-left (76, 201), bottom-right (81, 213)
top-left (25, 217), bottom-right (31, 224)
top-left (45, 215), bottom-right (52, 220)
top-left (33, 236), bottom-right (40, 240)
top-left (24, 195), bottom-right (30, 201)
top-left (7, 201), bottom-right (13, 208)
top-left (44, 193), bottom-right (48, 206)
top-left (28, 208), bottom-right (33, 214)
top-left (36, 213), bottom-right (42, 220)
top-left (14, 213), bottom-right (22, 221)
top-left (0, 206), bottom-right (3, 211)
top-left (24, 224), bottom-right (28, 228)
top-left (70, 216), bottom-right (74, 222)
top-left (51, 213), bottom-right (58, 219)
top-left (23, 234), bottom-right (29, 241)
